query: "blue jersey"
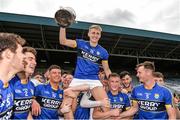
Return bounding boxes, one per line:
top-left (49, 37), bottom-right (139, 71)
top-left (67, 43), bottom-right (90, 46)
top-left (107, 91), bottom-right (131, 112)
top-left (74, 92), bottom-right (91, 120)
top-left (131, 83), bottom-right (173, 119)
top-left (74, 39), bottom-right (109, 80)
top-left (33, 83), bottom-right (63, 119)
top-left (0, 80), bottom-right (14, 119)
top-left (10, 75), bottom-right (35, 119)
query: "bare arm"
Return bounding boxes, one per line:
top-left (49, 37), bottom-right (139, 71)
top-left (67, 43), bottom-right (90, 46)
top-left (59, 27), bottom-right (77, 48)
top-left (166, 105), bottom-right (176, 119)
top-left (72, 98), bottom-right (77, 113)
top-left (31, 99), bottom-right (41, 116)
top-left (27, 111), bottom-right (33, 120)
top-left (119, 100), bottom-right (139, 118)
top-left (175, 107), bottom-right (180, 119)
top-left (93, 107), bottom-right (120, 119)
top-left (102, 60), bottom-right (111, 78)
top-left (80, 92), bottom-right (109, 108)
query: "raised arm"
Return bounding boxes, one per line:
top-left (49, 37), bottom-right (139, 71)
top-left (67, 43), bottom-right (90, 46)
top-left (59, 27), bottom-right (77, 48)
top-left (102, 60), bottom-right (111, 78)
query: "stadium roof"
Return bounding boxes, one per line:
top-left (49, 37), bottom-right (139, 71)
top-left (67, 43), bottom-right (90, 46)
top-left (0, 12), bottom-right (180, 74)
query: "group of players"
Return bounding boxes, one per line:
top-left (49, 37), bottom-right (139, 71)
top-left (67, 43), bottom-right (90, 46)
top-left (0, 24), bottom-right (179, 120)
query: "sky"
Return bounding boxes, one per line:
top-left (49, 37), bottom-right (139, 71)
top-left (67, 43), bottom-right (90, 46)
top-left (0, 0), bottom-right (180, 35)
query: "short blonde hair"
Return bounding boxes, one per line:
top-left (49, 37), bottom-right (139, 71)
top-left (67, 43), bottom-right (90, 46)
top-left (89, 25), bottom-right (102, 32)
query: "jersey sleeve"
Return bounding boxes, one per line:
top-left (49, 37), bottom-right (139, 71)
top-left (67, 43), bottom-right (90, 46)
top-left (131, 87), bottom-right (137, 100)
top-left (34, 85), bottom-right (43, 97)
top-left (124, 94), bottom-right (131, 108)
top-left (76, 39), bottom-right (84, 49)
top-left (163, 88), bottom-right (173, 107)
top-left (60, 89), bottom-right (64, 99)
top-left (0, 81), bottom-right (3, 88)
top-left (9, 75), bottom-right (19, 86)
top-left (30, 81), bottom-right (36, 96)
top-left (102, 49), bottom-right (109, 61)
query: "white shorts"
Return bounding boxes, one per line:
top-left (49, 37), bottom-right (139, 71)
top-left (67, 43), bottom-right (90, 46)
top-left (69, 78), bottom-right (103, 89)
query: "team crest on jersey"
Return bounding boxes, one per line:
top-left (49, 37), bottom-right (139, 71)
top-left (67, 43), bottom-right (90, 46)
top-left (154, 93), bottom-right (159, 99)
top-left (120, 97), bottom-right (123, 102)
top-left (59, 94), bottom-right (62, 98)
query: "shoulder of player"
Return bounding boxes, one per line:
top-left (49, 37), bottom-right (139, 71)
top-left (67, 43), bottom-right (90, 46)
top-left (58, 87), bottom-right (64, 93)
top-left (97, 44), bottom-right (107, 51)
top-left (157, 84), bottom-right (172, 93)
top-left (35, 83), bottom-right (47, 90)
top-left (133, 84), bottom-right (143, 90)
top-left (28, 80), bottom-right (36, 88)
top-left (118, 92), bottom-right (129, 98)
top-left (9, 74), bottom-right (20, 85)
top-left (76, 39), bottom-right (86, 44)
top-left (0, 80), bottom-right (3, 88)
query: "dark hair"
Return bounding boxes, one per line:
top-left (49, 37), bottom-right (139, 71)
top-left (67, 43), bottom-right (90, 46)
top-left (0, 33), bottom-right (26, 59)
top-left (108, 73), bottom-right (120, 80)
top-left (32, 71), bottom-right (43, 77)
top-left (23, 46), bottom-right (37, 56)
top-left (48, 65), bottom-right (61, 72)
top-left (119, 71), bottom-right (131, 79)
top-left (153, 72), bottom-right (164, 80)
top-left (136, 61), bottom-right (155, 71)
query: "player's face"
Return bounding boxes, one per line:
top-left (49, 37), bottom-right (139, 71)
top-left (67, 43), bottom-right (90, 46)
top-left (24, 52), bottom-right (36, 75)
top-left (62, 74), bottom-right (73, 88)
top-left (11, 44), bottom-right (25, 72)
top-left (121, 75), bottom-right (132, 87)
top-left (49, 69), bottom-right (61, 83)
top-left (98, 71), bottom-right (105, 80)
top-left (34, 74), bottom-right (43, 83)
top-left (88, 28), bottom-right (101, 43)
top-left (136, 66), bottom-right (147, 83)
top-left (154, 77), bottom-right (164, 85)
top-left (109, 76), bottom-right (120, 91)
top-left (66, 74), bottom-right (73, 83)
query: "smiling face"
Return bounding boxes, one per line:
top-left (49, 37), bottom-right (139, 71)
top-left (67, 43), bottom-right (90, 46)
top-left (136, 66), bottom-right (153, 83)
top-left (11, 44), bottom-right (26, 72)
top-left (88, 28), bottom-right (101, 44)
top-left (49, 68), bottom-right (61, 83)
top-left (88, 25), bottom-right (102, 44)
top-left (108, 76), bottom-right (121, 92)
top-left (121, 74), bottom-right (132, 87)
top-left (62, 74), bottom-right (73, 88)
top-left (24, 52), bottom-right (37, 75)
